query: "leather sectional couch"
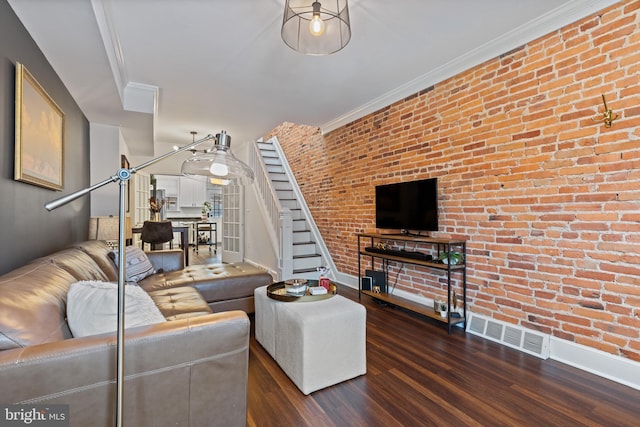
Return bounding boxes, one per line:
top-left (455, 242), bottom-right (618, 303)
top-left (0, 240), bottom-right (273, 426)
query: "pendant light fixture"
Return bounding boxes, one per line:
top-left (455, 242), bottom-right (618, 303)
top-left (181, 131), bottom-right (254, 185)
top-left (187, 131), bottom-right (210, 155)
top-left (282, 0), bottom-right (351, 55)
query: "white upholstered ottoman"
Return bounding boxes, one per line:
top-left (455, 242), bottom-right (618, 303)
top-left (254, 285), bottom-right (366, 395)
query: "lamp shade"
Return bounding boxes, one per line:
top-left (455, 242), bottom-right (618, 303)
top-left (282, 0), bottom-right (351, 55)
top-left (181, 131), bottom-right (254, 185)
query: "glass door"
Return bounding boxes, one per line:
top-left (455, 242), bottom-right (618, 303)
top-left (221, 183), bottom-right (244, 263)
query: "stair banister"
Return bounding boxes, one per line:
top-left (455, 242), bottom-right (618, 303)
top-left (249, 142), bottom-right (293, 279)
top-left (267, 137), bottom-right (337, 280)
top-left (279, 208), bottom-right (293, 279)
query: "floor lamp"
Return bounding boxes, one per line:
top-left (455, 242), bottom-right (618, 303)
top-left (45, 134), bottom-right (218, 427)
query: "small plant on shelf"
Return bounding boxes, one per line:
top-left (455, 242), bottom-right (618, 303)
top-left (201, 201), bottom-right (212, 219)
top-left (438, 251), bottom-right (464, 265)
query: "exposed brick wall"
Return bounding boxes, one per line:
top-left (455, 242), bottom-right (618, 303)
top-left (264, 1), bottom-right (640, 361)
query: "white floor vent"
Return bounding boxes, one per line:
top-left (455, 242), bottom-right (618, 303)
top-left (466, 313), bottom-right (550, 359)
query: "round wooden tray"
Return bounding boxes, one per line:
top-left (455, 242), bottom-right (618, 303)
top-left (267, 279), bottom-right (337, 302)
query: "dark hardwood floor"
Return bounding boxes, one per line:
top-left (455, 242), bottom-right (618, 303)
top-left (191, 250), bottom-right (640, 426)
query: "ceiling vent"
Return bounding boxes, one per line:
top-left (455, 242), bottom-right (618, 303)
top-left (466, 313), bottom-right (550, 359)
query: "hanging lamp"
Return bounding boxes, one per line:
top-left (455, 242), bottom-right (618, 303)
top-left (181, 131), bottom-right (254, 185)
top-left (281, 0), bottom-right (351, 55)
top-left (187, 131), bottom-right (210, 155)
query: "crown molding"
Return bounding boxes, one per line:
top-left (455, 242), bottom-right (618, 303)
top-left (124, 82), bottom-right (158, 114)
top-left (91, 0), bottom-right (127, 106)
top-left (322, 0), bottom-right (620, 134)
top-left (91, 0), bottom-right (157, 148)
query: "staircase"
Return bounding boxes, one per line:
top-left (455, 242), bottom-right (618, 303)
top-left (250, 138), bottom-right (325, 279)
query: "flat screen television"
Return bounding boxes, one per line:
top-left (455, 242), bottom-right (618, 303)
top-left (375, 177), bottom-right (438, 232)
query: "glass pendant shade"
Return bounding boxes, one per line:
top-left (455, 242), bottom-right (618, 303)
top-left (181, 131), bottom-right (254, 185)
top-left (282, 0), bottom-right (351, 55)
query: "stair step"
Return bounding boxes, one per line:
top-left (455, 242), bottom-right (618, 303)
top-left (272, 181), bottom-right (292, 190)
top-left (291, 268), bottom-right (321, 277)
top-left (281, 199), bottom-right (298, 210)
top-left (289, 209), bottom-right (303, 220)
top-left (293, 230), bottom-right (311, 243)
top-left (276, 189), bottom-right (295, 199)
top-left (263, 157), bottom-right (282, 166)
top-left (257, 142), bottom-right (274, 150)
top-left (292, 219), bottom-right (306, 231)
top-left (267, 166), bottom-right (285, 173)
top-left (293, 254), bottom-right (323, 271)
top-left (293, 241), bottom-right (316, 255)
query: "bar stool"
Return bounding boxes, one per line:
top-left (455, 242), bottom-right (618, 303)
top-left (140, 221), bottom-right (174, 251)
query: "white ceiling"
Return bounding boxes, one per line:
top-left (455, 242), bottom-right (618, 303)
top-left (8, 0), bottom-right (616, 173)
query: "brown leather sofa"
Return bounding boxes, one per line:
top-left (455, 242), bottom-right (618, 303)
top-left (0, 240), bottom-right (273, 426)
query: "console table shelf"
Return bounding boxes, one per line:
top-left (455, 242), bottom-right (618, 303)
top-left (357, 233), bottom-right (467, 333)
top-left (360, 290), bottom-right (466, 326)
top-left (359, 250), bottom-right (466, 270)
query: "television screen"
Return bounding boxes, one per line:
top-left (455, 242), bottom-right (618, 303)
top-left (375, 178), bottom-right (438, 232)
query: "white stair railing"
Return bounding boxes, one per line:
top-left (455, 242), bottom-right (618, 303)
top-left (249, 142), bottom-right (293, 280)
top-left (267, 137), bottom-right (337, 281)
top-left (279, 209), bottom-right (293, 279)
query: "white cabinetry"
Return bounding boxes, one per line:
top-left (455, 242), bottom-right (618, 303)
top-left (155, 175), bottom-right (180, 211)
top-left (179, 176), bottom-right (207, 207)
top-left (155, 175), bottom-right (179, 194)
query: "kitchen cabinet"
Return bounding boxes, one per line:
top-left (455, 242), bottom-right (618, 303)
top-left (179, 176), bottom-right (207, 207)
top-left (154, 175), bottom-right (180, 211)
top-left (155, 175), bottom-right (179, 194)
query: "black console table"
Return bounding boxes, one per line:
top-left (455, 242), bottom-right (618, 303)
top-left (357, 233), bottom-right (467, 333)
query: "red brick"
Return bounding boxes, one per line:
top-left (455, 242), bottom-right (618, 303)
top-left (267, 1), bottom-right (640, 362)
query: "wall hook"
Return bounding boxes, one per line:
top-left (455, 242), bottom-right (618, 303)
top-left (592, 93), bottom-right (619, 128)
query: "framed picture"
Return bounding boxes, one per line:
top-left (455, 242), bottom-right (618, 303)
top-left (14, 62), bottom-right (64, 191)
top-left (121, 155), bottom-right (130, 212)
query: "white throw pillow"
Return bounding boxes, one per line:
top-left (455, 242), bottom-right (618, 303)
top-left (110, 246), bottom-right (155, 282)
top-left (67, 280), bottom-right (166, 338)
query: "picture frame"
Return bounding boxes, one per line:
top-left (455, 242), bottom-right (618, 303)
top-left (14, 62), bottom-right (65, 191)
top-left (121, 155), bottom-right (130, 212)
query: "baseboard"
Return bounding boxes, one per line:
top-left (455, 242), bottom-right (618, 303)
top-left (550, 337), bottom-right (640, 391)
top-left (335, 271), bottom-right (357, 288)
top-left (340, 272), bottom-right (640, 391)
top-left (243, 258), bottom-right (278, 280)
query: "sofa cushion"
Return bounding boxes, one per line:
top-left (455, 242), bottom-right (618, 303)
top-left (0, 261), bottom-right (75, 350)
top-left (72, 240), bottom-right (119, 281)
top-left (147, 287), bottom-right (212, 320)
top-left (48, 248), bottom-right (111, 282)
top-left (67, 281), bottom-right (166, 337)
top-left (138, 263), bottom-right (273, 308)
top-left (109, 246), bottom-right (155, 282)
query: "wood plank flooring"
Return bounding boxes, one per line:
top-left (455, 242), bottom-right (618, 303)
top-left (190, 251), bottom-right (640, 426)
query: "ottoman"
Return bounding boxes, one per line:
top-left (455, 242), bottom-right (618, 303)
top-left (254, 285), bottom-right (366, 395)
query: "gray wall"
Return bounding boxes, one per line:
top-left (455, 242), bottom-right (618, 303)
top-left (0, 0), bottom-right (90, 275)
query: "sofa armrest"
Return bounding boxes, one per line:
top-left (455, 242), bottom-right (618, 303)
top-left (145, 249), bottom-right (185, 272)
top-left (0, 311), bottom-right (249, 427)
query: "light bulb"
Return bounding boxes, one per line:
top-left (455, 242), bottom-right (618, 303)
top-left (309, 1), bottom-right (324, 36)
top-left (309, 14), bottom-right (325, 36)
top-left (210, 162), bottom-right (229, 177)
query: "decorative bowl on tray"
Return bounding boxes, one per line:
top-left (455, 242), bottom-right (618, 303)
top-left (284, 278), bottom-right (308, 294)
